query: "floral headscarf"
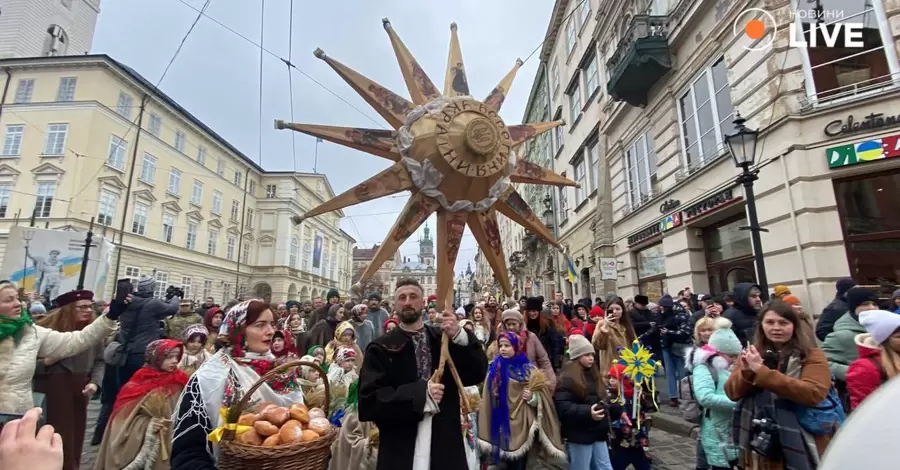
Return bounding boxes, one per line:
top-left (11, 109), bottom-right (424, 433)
top-left (219, 299), bottom-right (259, 358)
top-left (114, 339), bottom-right (187, 418)
top-left (183, 323), bottom-right (209, 343)
top-left (271, 330), bottom-right (299, 358)
top-left (335, 346), bottom-right (357, 365)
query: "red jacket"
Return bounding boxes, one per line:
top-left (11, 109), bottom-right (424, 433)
top-left (846, 333), bottom-right (885, 410)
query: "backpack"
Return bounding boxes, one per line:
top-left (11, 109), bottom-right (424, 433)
top-left (678, 355), bottom-right (718, 424)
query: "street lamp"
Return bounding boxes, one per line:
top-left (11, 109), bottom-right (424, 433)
top-left (724, 113), bottom-right (769, 300)
top-left (542, 193), bottom-right (553, 228)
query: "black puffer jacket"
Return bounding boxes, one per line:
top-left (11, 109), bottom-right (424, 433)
top-left (816, 296), bottom-right (849, 341)
top-left (554, 367), bottom-right (610, 444)
top-left (723, 282), bottom-right (761, 346)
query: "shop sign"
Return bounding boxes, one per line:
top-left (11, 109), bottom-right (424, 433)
top-left (659, 198), bottom-right (681, 214)
top-left (824, 112), bottom-right (900, 138)
top-left (826, 133), bottom-right (900, 168)
top-left (626, 212), bottom-right (683, 246)
top-left (599, 257), bottom-right (618, 280)
top-left (682, 188), bottom-right (738, 221)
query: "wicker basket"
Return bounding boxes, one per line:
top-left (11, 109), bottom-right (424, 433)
top-left (218, 360), bottom-right (335, 470)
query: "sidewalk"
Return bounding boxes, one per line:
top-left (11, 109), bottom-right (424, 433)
top-left (80, 400), bottom-right (101, 470)
top-left (652, 375), bottom-right (700, 439)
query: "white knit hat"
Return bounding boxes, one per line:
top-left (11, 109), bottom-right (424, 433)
top-left (859, 310), bottom-right (900, 345)
top-left (567, 334), bottom-right (594, 360)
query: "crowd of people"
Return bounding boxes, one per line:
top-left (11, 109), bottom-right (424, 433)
top-left (0, 273), bottom-right (899, 469)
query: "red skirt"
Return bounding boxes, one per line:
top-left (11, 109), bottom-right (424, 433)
top-left (33, 373), bottom-right (90, 470)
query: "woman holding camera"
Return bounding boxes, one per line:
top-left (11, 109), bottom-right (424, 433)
top-left (724, 300), bottom-right (834, 470)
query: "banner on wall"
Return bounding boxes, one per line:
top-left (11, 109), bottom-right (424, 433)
top-left (0, 226), bottom-right (115, 301)
top-left (312, 233), bottom-right (323, 269)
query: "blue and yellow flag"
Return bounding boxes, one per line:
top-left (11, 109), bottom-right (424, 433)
top-left (565, 256), bottom-right (577, 283)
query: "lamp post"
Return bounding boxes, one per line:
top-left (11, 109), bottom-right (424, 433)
top-left (724, 113), bottom-right (769, 300)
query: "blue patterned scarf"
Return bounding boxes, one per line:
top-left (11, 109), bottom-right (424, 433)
top-left (486, 332), bottom-right (533, 460)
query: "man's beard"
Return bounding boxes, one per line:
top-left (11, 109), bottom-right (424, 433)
top-left (398, 308), bottom-right (420, 324)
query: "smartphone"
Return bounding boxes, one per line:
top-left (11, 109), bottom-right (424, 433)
top-left (115, 278), bottom-right (133, 302)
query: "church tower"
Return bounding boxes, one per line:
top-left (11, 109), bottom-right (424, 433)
top-left (419, 223), bottom-right (434, 268)
top-left (0, 0), bottom-right (101, 59)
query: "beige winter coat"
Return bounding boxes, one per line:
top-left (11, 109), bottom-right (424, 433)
top-left (0, 315), bottom-right (116, 414)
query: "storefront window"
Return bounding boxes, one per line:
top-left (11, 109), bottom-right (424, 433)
top-left (836, 171), bottom-right (900, 297)
top-left (637, 244), bottom-right (666, 299)
top-left (706, 218), bottom-right (753, 263)
top-left (835, 172), bottom-right (900, 236)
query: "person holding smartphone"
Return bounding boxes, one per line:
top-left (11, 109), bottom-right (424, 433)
top-left (0, 408), bottom-right (62, 470)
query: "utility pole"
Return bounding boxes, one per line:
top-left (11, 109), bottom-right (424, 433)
top-left (112, 94), bottom-right (149, 284)
top-left (76, 217), bottom-right (95, 290)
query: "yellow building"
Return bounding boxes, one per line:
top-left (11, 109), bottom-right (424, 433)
top-left (0, 54), bottom-right (354, 303)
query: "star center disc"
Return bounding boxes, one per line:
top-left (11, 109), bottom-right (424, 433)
top-left (464, 117), bottom-right (499, 156)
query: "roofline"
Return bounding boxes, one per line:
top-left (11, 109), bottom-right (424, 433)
top-left (521, 63), bottom-right (547, 123)
top-left (0, 54), bottom-right (273, 174)
top-left (340, 228), bottom-right (356, 243)
top-left (539, 0), bottom-right (572, 63)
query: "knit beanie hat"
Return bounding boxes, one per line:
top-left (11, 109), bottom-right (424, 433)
top-left (501, 308), bottom-right (523, 324)
top-left (567, 334), bottom-right (594, 360)
top-left (847, 287), bottom-right (880, 312)
top-left (29, 301), bottom-right (47, 316)
top-left (658, 294), bottom-right (675, 308)
top-left (367, 292), bottom-right (382, 302)
top-left (326, 289), bottom-right (340, 302)
top-left (589, 305), bottom-right (604, 318)
top-left (773, 285), bottom-right (791, 298)
top-left (892, 289), bottom-right (900, 302)
top-left (782, 295), bottom-right (801, 306)
top-left (708, 327), bottom-right (743, 355)
top-left (836, 278), bottom-right (856, 297)
top-left (859, 310), bottom-right (900, 345)
top-left (137, 275), bottom-right (155, 296)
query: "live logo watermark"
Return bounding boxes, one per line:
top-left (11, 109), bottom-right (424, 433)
top-left (735, 8), bottom-right (867, 52)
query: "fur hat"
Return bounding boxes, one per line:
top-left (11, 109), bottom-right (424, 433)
top-left (708, 327), bottom-right (742, 355)
top-left (847, 287), bottom-right (880, 313)
top-left (634, 295), bottom-right (649, 306)
top-left (525, 297), bottom-right (543, 312)
top-left (859, 310), bottom-right (900, 345)
top-left (501, 308), bottom-right (523, 324)
top-left (567, 334), bottom-right (593, 360)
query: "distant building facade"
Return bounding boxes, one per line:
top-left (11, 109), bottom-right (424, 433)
top-left (0, 0), bottom-right (101, 59)
top-left (390, 225), bottom-right (437, 298)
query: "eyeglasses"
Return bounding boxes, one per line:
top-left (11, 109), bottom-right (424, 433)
top-left (76, 305), bottom-right (94, 311)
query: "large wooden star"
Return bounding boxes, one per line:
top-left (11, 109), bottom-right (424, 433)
top-left (276, 19), bottom-right (578, 308)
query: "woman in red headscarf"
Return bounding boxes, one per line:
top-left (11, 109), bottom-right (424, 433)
top-left (34, 289), bottom-right (105, 470)
top-left (95, 339), bottom-right (188, 470)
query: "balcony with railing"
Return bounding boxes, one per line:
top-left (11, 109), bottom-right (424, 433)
top-left (606, 15), bottom-right (672, 107)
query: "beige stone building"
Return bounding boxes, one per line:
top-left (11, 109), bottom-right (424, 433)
top-left (0, 54), bottom-right (354, 303)
top-left (538, 0), bottom-right (605, 302)
top-left (351, 243), bottom-right (399, 298)
top-left (593, 0), bottom-right (900, 313)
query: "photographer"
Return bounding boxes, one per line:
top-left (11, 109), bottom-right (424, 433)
top-left (724, 300), bottom-right (835, 470)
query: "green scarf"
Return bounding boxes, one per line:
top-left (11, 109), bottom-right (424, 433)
top-left (345, 380), bottom-right (359, 411)
top-left (0, 307), bottom-right (33, 342)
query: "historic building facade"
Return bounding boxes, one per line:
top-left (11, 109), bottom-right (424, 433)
top-left (594, 0), bottom-right (900, 313)
top-left (389, 225), bottom-right (438, 298)
top-left (0, 0), bottom-right (100, 59)
top-left (0, 54), bottom-right (354, 302)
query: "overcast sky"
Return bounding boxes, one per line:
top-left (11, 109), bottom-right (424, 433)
top-left (91, 0), bottom-right (554, 276)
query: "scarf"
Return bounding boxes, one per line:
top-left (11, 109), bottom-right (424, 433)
top-left (732, 352), bottom-right (819, 470)
top-left (485, 332), bottom-right (534, 461)
top-left (0, 307), bottom-right (32, 342)
top-left (112, 339), bottom-right (188, 418)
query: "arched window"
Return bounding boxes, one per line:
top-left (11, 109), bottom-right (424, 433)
top-left (289, 237), bottom-right (299, 268)
top-left (302, 241), bottom-right (311, 271)
top-left (43, 25), bottom-right (68, 56)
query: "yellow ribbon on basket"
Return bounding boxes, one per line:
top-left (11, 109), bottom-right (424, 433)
top-left (208, 407), bottom-right (254, 444)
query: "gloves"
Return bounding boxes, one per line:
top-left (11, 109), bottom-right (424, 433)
top-left (106, 299), bottom-right (127, 321)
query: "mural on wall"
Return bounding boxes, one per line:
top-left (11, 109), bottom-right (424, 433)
top-left (0, 226), bottom-right (114, 300)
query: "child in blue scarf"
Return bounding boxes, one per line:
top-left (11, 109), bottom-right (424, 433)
top-left (476, 331), bottom-right (566, 469)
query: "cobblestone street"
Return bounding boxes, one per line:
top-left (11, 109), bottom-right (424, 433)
top-left (80, 399), bottom-right (697, 469)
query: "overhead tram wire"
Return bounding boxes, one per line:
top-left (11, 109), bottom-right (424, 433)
top-left (258, 0), bottom-right (265, 167)
top-left (173, 0), bottom-right (386, 129)
top-left (68, 0), bottom-right (213, 204)
top-left (285, 0), bottom-right (298, 172)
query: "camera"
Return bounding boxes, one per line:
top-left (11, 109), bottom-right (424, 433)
top-left (165, 285), bottom-right (185, 301)
top-left (750, 417), bottom-right (780, 458)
